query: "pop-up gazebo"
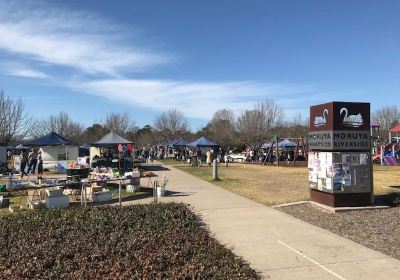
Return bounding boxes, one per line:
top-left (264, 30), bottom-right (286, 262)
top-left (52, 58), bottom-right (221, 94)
top-left (91, 131), bottom-right (132, 147)
top-left (188, 136), bottom-right (218, 148)
top-left (25, 131), bottom-right (79, 173)
top-left (170, 138), bottom-right (188, 148)
top-left (278, 139), bottom-right (297, 148)
top-left (90, 132), bottom-right (133, 169)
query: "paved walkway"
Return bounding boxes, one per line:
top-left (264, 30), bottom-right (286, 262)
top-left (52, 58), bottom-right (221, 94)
top-left (124, 163), bottom-right (400, 279)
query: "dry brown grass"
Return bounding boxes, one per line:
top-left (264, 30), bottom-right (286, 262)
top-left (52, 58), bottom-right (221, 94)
top-left (176, 163), bottom-right (309, 206)
top-left (175, 162), bottom-right (400, 206)
top-left (373, 165), bottom-right (400, 194)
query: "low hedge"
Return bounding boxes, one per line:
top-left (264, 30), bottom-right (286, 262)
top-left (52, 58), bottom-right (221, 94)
top-left (0, 203), bottom-right (259, 279)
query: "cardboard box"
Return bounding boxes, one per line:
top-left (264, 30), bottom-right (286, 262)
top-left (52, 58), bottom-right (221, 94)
top-left (92, 191), bottom-right (112, 203)
top-left (46, 187), bottom-right (64, 197)
top-left (9, 204), bottom-right (21, 213)
top-left (29, 201), bottom-right (44, 210)
top-left (45, 195), bottom-right (69, 209)
top-left (126, 184), bottom-right (140, 192)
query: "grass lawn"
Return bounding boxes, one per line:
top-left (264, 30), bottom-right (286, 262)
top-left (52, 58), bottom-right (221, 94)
top-left (177, 163), bottom-right (309, 205)
top-left (175, 163), bottom-right (400, 206)
top-left (159, 158), bottom-right (183, 166)
top-left (0, 203), bottom-right (260, 279)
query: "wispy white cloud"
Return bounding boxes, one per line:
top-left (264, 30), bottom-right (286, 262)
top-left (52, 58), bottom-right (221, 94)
top-left (5, 68), bottom-right (48, 79)
top-left (0, 61), bottom-right (49, 78)
top-left (72, 79), bottom-right (319, 119)
top-left (0, 0), bottom-right (326, 121)
top-left (0, 0), bottom-right (171, 76)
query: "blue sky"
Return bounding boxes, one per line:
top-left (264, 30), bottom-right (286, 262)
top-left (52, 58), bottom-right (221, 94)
top-left (0, 0), bottom-right (399, 130)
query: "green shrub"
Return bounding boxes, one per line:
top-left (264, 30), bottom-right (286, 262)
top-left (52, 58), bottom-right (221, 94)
top-left (0, 203), bottom-right (259, 279)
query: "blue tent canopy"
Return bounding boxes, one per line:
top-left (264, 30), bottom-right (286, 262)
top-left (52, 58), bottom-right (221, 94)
top-left (166, 138), bottom-right (180, 148)
top-left (261, 142), bottom-right (273, 148)
top-left (278, 139), bottom-right (297, 148)
top-left (26, 131), bottom-right (76, 146)
top-left (188, 136), bottom-right (218, 147)
top-left (171, 138), bottom-right (188, 147)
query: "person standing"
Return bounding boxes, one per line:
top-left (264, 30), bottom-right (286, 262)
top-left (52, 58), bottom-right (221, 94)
top-left (37, 151), bottom-right (43, 176)
top-left (206, 149), bottom-right (212, 167)
top-left (197, 148), bottom-right (202, 167)
top-left (27, 149), bottom-right (38, 174)
top-left (20, 150), bottom-right (28, 178)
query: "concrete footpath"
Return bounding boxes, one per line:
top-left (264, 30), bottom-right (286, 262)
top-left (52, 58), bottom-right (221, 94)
top-left (123, 163), bottom-right (400, 279)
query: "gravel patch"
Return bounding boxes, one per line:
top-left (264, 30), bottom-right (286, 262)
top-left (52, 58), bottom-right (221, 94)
top-left (279, 203), bottom-right (400, 260)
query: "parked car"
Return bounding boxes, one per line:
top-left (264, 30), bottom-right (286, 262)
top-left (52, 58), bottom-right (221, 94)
top-left (229, 153), bottom-right (246, 162)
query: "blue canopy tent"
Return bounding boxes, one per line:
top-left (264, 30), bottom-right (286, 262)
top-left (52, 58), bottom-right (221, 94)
top-left (278, 139), bottom-right (297, 148)
top-left (261, 142), bottom-right (272, 149)
top-left (188, 136), bottom-right (218, 148)
top-left (165, 139), bottom-right (179, 148)
top-left (26, 131), bottom-right (76, 146)
top-left (171, 138), bottom-right (188, 148)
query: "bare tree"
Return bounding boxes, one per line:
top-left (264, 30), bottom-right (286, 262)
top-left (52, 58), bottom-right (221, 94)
top-left (32, 112), bottom-right (84, 143)
top-left (372, 105), bottom-right (400, 139)
top-left (104, 112), bottom-right (137, 137)
top-left (205, 109), bottom-right (236, 147)
top-left (0, 90), bottom-right (32, 144)
top-left (153, 109), bottom-right (189, 140)
top-left (288, 113), bottom-right (309, 138)
top-left (236, 99), bottom-right (284, 147)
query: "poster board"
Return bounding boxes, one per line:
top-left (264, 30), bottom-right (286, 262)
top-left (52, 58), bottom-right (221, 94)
top-left (308, 151), bottom-right (371, 194)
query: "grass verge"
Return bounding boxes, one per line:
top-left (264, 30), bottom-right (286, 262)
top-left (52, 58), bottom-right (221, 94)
top-left (175, 163), bottom-right (400, 206)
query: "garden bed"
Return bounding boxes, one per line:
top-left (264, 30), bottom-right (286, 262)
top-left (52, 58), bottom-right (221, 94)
top-left (0, 203), bottom-right (259, 279)
top-left (279, 203), bottom-right (400, 260)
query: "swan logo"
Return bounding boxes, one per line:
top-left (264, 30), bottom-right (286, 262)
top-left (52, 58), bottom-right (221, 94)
top-left (313, 109), bottom-right (328, 127)
top-left (340, 107), bottom-right (364, 127)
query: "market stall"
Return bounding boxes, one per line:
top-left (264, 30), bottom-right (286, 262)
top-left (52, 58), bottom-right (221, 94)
top-left (25, 131), bottom-right (79, 173)
top-left (188, 136), bottom-right (218, 150)
top-left (90, 131), bottom-right (133, 171)
top-left (188, 136), bottom-right (218, 162)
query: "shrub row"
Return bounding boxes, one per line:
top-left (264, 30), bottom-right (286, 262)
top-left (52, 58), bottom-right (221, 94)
top-left (0, 203), bottom-right (259, 279)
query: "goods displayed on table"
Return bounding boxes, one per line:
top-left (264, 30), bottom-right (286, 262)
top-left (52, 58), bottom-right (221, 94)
top-left (1, 161), bottom-right (148, 212)
top-left (90, 167), bottom-right (117, 179)
top-left (124, 170), bottom-right (141, 192)
top-left (67, 159), bottom-right (90, 179)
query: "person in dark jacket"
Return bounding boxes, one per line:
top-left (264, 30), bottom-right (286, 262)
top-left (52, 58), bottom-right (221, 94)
top-left (27, 149), bottom-right (38, 174)
top-left (37, 151), bottom-right (43, 176)
top-left (20, 150), bottom-right (29, 178)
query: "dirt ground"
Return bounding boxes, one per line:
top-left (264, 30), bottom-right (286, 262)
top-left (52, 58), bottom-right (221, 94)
top-left (279, 203), bottom-right (400, 261)
top-left (171, 161), bottom-right (400, 206)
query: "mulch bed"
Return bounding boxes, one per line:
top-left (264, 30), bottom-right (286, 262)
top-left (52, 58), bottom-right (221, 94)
top-left (279, 203), bottom-right (400, 260)
top-left (0, 203), bottom-right (259, 279)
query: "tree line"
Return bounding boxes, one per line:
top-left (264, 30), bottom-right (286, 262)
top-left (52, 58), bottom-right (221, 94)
top-left (0, 91), bottom-right (399, 148)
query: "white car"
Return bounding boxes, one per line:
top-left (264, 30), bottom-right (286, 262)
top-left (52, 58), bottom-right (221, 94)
top-left (229, 153), bottom-right (246, 162)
